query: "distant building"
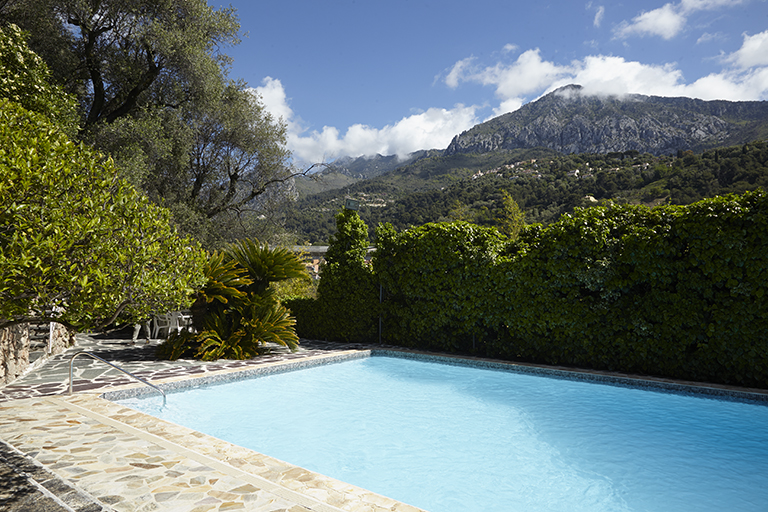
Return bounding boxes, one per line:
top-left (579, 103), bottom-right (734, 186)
top-left (290, 245), bottom-right (375, 279)
top-left (291, 246), bottom-right (328, 279)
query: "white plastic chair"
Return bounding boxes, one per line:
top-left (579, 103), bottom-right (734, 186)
top-left (152, 314), bottom-right (172, 339)
top-left (169, 311), bottom-right (193, 333)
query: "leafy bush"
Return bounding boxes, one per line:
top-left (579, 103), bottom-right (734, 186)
top-left (0, 24), bottom-right (78, 135)
top-left (311, 209), bottom-right (379, 342)
top-left (157, 240), bottom-right (307, 360)
top-left (375, 221), bottom-right (506, 352)
top-left (488, 192), bottom-right (768, 387)
top-left (298, 190), bottom-right (768, 388)
top-left (0, 99), bottom-right (206, 331)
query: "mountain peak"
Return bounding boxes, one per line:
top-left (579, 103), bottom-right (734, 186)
top-left (445, 89), bottom-right (768, 156)
top-left (551, 83), bottom-right (584, 96)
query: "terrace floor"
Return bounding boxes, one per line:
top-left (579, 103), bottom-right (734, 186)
top-left (2, 334), bottom-right (767, 512)
top-left (0, 334), bottom-right (425, 512)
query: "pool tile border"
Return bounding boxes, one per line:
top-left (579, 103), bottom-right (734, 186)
top-left (103, 347), bottom-right (768, 406)
top-left (376, 350), bottom-right (768, 405)
top-left (101, 350), bottom-right (371, 401)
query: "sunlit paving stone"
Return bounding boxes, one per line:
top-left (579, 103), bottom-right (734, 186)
top-left (0, 335), bottom-right (429, 511)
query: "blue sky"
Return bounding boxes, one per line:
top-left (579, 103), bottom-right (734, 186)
top-left (216, 0), bottom-right (768, 164)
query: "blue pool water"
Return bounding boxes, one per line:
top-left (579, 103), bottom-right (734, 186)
top-left (116, 356), bottom-right (768, 512)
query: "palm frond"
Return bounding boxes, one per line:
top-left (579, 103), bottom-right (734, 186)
top-left (224, 239), bottom-right (308, 295)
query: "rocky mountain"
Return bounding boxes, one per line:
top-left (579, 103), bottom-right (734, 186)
top-left (329, 150), bottom-right (440, 179)
top-left (295, 150), bottom-right (442, 197)
top-left (445, 84), bottom-right (768, 157)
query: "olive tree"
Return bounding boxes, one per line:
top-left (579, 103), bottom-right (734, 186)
top-left (3, 0), bottom-right (301, 248)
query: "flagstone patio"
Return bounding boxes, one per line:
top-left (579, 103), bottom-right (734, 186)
top-left (0, 335), bottom-right (424, 512)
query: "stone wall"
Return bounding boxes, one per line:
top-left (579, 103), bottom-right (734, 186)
top-left (0, 324), bottom-right (29, 386)
top-left (48, 322), bottom-right (72, 355)
top-left (0, 322), bottom-right (73, 385)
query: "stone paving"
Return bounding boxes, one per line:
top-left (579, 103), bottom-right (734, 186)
top-left (4, 333), bottom-right (768, 512)
top-left (0, 334), bottom-right (372, 402)
top-left (0, 335), bottom-right (425, 512)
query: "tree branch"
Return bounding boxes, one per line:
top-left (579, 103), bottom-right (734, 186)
top-left (205, 163), bottom-right (330, 218)
top-left (103, 44), bottom-right (163, 124)
top-left (0, 315), bottom-right (78, 332)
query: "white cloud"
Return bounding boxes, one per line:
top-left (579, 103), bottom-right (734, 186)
top-left (593, 5), bottom-right (606, 27)
top-left (251, 76), bottom-right (307, 142)
top-left (254, 77), bottom-right (291, 122)
top-left (614, 3), bottom-right (686, 40)
top-left (614, 0), bottom-right (747, 40)
top-left (502, 43), bottom-right (519, 53)
top-left (679, 0), bottom-right (746, 11)
top-left (446, 48), bottom-right (573, 116)
top-left (565, 56), bottom-right (686, 96)
top-left (696, 31), bottom-right (724, 44)
top-left (257, 24), bottom-right (768, 163)
top-left (252, 77), bottom-right (478, 163)
top-left (445, 57), bottom-right (475, 89)
top-left (444, 36), bottom-right (768, 114)
top-left (725, 30), bottom-right (768, 68)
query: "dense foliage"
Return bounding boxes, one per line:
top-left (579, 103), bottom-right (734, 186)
top-left (288, 210), bottom-right (378, 342)
top-left (486, 190), bottom-right (768, 387)
top-left (294, 190), bottom-right (768, 388)
top-left (0, 23), bottom-right (78, 134)
top-left (1, 0), bottom-right (296, 249)
top-left (157, 239), bottom-right (307, 360)
top-left (375, 221), bottom-right (506, 351)
top-left (0, 98), bottom-right (206, 331)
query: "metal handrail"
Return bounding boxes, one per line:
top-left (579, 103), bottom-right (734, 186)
top-left (68, 351), bottom-right (166, 406)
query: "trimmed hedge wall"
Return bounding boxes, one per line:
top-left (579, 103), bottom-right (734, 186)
top-left (287, 209), bottom-right (378, 343)
top-left (289, 190), bottom-right (768, 388)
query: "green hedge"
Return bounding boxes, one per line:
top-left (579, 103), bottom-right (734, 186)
top-left (375, 221), bottom-right (505, 352)
top-left (292, 190), bottom-right (768, 388)
top-left (286, 209), bottom-right (378, 343)
top-left (494, 191), bottom-right (768, 387)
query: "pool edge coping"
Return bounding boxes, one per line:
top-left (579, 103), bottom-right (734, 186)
top-left (100, 347), bottom-right (768, 405)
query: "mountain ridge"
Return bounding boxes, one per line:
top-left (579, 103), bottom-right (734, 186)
top-left (295, 85), bottom-right (768, 199)
top-left (445, 84), bottom-right (768, 157)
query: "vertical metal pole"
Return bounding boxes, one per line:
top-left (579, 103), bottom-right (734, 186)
top-left (379, 283), bottom-right (383, 345)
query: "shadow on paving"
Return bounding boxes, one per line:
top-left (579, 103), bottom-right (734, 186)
top-left (0, 440), bottom-right (110, 512)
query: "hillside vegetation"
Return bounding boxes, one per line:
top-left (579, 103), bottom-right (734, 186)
top-left (286, 140), bottom-right (768, 244)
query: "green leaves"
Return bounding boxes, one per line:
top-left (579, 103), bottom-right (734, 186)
top-left (158, 239), bottom-right (307, 360)
top-left (0, 99), bottom-right (207, 331)
top-left (223, 239), bottom-right (307, 296)
top-left (374, 220), bottom-right (506, 351)
top-left (309, 209), bottom-right (379, 342)
top-left (0, 24), bottom-right (78, 136)
top-left (296, 191), bottom-right (768, 388)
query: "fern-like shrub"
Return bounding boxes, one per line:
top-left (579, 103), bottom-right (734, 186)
top-left (157, 240), bottom-right (307, 360)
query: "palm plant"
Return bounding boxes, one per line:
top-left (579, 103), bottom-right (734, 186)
top-left (157, 239), bottom-right (308, 360)
top-left (224, 238), bottom-right (308, 295)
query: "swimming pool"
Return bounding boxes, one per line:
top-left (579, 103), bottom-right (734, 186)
top-left (115, 353), bottom-right (768, 512)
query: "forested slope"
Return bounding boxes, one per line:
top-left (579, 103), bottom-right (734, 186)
top-left (286, 140), bottom-right (768, 244)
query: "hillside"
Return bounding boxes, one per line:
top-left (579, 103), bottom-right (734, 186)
top-left (285, 140), bottom-right (768, 244)
top-left (446, 84), bottom-right (768, 156)
top-left (286, 87), bottom-right (768, 244)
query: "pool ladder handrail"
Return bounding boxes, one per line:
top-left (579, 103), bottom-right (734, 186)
top-left (68, 351), bottom-right (166, 405)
